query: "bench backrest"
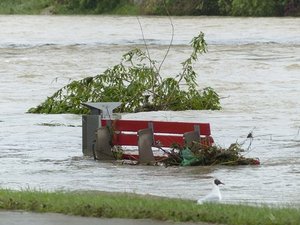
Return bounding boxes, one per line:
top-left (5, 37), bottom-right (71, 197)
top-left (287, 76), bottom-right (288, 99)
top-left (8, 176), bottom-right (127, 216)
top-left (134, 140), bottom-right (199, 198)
top-left (101, 119), bottom-right (213, 148)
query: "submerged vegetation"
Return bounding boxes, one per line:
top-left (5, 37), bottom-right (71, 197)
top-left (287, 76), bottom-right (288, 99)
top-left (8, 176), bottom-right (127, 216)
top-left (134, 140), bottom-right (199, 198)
top-left (0, 0), bottom-right (299, 16)
top-left (28, 32), bottom-right (221, 114)
top-left (0, 189), bottom-right (299, 225)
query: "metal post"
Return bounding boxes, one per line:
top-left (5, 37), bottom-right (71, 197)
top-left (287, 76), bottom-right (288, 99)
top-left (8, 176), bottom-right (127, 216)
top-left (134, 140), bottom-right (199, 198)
top-left (81, 102), bottom-right (121, 157)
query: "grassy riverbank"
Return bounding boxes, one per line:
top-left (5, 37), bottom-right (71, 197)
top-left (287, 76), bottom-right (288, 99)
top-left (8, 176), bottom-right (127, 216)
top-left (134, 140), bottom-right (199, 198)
top-left (0, 189), bottom-right (299, 225)
top-left (0, 0), bottom-right (299, 16)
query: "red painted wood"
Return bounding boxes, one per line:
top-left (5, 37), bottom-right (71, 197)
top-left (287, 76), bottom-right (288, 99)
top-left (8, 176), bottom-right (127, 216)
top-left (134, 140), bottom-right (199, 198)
top-left (102, 119), bottom-right (211, 135)
top-left (112, 133), bottom-right (138, 146)
top-left (102, 119), bottom-right (149, 132)
top-left (102, 119), bottom-right (214, 147)
top-left (152, 121), bottom-right (211, 135)
top-left (112, 133), bottom-right (183, 147)
top-left (111, 134), bottom-right (214, 147)
top-left (153, 135), bottom-right (184, 147)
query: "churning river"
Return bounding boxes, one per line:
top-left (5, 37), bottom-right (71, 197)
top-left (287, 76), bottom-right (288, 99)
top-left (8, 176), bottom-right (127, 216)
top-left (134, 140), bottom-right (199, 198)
top-left (0, 15), bottom-right (299, 206)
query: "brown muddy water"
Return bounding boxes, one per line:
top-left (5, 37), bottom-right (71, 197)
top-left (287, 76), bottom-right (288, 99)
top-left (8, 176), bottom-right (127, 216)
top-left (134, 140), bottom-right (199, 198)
top-left (0, 15), bottom-right (299, 206)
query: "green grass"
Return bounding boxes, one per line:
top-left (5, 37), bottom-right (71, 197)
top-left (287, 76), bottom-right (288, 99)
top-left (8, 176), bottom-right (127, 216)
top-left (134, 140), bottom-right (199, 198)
top-left (0, 189), bottom-right (299, 225)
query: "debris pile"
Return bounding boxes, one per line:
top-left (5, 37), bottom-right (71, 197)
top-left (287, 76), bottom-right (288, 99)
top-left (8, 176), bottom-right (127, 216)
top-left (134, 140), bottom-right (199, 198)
top-left (161, 142), bottom-right (260, 167)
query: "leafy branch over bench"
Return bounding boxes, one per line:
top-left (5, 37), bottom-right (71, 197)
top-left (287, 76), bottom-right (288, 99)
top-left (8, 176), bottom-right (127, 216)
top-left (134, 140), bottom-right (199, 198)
top-left (28, 32), bottom-right (221, 114)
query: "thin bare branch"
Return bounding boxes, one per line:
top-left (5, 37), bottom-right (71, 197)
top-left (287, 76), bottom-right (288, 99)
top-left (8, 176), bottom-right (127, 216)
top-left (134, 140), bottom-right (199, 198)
top-left (136, 17), bottom-right (158, 72)
top-left (158, 0), bottom-right (174, 74)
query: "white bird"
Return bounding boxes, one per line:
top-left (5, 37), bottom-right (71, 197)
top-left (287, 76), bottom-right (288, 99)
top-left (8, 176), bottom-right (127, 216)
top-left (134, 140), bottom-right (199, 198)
top-left (197, 179), bottom-right (224, 204)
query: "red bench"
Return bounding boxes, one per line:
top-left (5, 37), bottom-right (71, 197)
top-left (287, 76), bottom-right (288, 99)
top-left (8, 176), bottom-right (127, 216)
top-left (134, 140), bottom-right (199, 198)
top-left (102, 119), bottom-right (213, 147)
top-left (94, 119), bottom-right (214, 163)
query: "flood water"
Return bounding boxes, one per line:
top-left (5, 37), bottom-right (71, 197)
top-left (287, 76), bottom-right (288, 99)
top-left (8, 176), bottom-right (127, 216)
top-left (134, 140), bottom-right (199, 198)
top-left (0, 15), bottom-right (300, 206)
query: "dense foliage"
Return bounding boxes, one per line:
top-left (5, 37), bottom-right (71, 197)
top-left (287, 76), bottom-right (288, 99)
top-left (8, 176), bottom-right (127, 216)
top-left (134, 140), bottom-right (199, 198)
top-left (28, 32), bottom-right (221, 114)
top-left (142, 0), bottom-right (299, 16)
top-left (0, 0), bottom-right (51, 14)
top-left (229, 0), bottom-right (286, 16)
top-left (0, 0), bottom-right (299, 16)
top-left (56, 0), bottom-right (299, 16)
top-left (54, 0), bottom-right (137, 14)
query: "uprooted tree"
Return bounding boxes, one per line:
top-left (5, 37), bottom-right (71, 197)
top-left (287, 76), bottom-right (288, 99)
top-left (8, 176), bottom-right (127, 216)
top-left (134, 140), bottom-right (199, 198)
top-left (28, 32), bottom-right (221, 114)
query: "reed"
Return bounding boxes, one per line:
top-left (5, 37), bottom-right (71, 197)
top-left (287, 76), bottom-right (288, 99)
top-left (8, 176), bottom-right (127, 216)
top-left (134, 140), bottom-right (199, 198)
top-left (0, 189), bottom-right (299, 225)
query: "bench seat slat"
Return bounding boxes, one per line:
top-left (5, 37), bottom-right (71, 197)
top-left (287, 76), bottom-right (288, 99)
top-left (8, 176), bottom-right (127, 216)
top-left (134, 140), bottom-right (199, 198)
top-left (102, 119), bottom-right (211, 136)
top-left (102, 120), bottom-right (148, 132)
top-left (113, 133), bottom-right (138, 146)
top-left (112, 133), bottom-right (214, 147)
top-left (112, 133), bottom-right (183, 147)
top-left (154, 135), bottom-right (184, 147)
top-left (152, 121), bottom-right (211, 136)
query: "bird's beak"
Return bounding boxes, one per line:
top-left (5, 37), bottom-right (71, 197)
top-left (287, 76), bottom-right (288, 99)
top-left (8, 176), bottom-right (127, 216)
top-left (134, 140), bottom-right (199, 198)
top-left (220, 182), bottom-right (225, 185)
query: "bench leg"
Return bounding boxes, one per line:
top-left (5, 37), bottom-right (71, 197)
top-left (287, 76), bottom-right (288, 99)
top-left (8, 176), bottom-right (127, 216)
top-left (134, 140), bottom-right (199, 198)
top-left (184, 131), bottom-right (200, 149)
top-left (138, 128), bottom-right (155, 164)
top-left (94, 127), bottom-right (115, 160)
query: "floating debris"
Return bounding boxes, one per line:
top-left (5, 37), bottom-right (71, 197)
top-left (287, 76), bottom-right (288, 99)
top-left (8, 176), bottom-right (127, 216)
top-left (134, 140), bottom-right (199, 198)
top-left (161, 142), bottom-right (260, 167)
top-left (36, 122), bottom-right (81, 127)
top-left (110, 141), bottom-right (260, 167)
